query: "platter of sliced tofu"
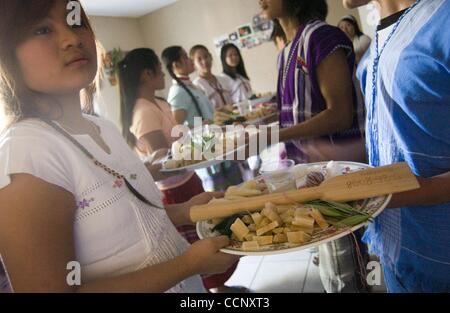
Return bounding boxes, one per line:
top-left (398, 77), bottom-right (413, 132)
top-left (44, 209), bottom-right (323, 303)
top-left (196, 161), bottom-right (392, 256)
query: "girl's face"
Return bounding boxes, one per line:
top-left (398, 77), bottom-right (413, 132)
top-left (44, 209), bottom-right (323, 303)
top-left (338, 20), bottom-right (356, 39)
top-left (259, 0), bottom-right (284, 20)
top-left (151, 62), bottom-right (166, 90)
top-left (225, 48), bottom-right (241, 69)
top-left (15, 0), bottom-right (97, 97)
top-left (174, 49), bottom-right (195, 76)
top-left (192, 49), bottom-right (212, 76)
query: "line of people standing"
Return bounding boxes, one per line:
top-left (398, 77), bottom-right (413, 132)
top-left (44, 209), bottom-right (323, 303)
top-left (117, 43), bottom-right (257, 292)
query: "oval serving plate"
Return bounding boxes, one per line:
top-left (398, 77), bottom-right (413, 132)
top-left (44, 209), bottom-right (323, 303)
top-left (196, 161), bottom-right (391, 256)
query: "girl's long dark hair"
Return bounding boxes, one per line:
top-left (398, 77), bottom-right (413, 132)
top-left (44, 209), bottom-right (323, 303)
top-left (220, 43), bottom-right (249, 81)
top-left (161, 46), bottom-right (203, 118)
top-left (282, 0), bottom-right (328, 25)
top-left (118, 48), bottom-right (160, 147)
top-left (339, 15), bottom-right (364, 37)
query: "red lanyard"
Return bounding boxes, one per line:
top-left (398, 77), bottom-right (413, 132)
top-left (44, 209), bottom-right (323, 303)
top-left (205, 77), bottom-right (228, 107)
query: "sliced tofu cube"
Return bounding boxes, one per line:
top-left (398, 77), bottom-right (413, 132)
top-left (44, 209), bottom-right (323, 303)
top-left (282, 216), bottom-right (294, 224)
top-left (310, 208), bottom-right (330, 229)
top-left (251, 212), bottom-right (263, 225)
top-left (242, 241), bottom-right (260, 251)
top-left (261, 203), bottom-right (283, 225)
top-left (230, 218), bottom-right (250, 241)
top-left (244, 232), bottom-right (256, 241)
top-left (256, 221), bottom-right (280, 236)
top-left (292, 215), bottom-right (315, 229)
top-left (248, 223), bottom-right (257, 232)
top-left (289, 225), bottom-right (314, 234)
top-left (257, 217), bottom-right (271, 228)
top-left (272, 227), bottom-right (284, 234)
top-left (295, 207), bottom-right (312, 217)
top-left (273, 233), bottom-right (288, 243)
top-left (276, 205), bottom-right (295, 214)
top-left (255, 235), bottom-right (273, 246)
top-left (242, 215), bottom-right (253, 225)
top-left (287, 231), bottom-right (311, 244)
top-left (280, 211), bottom-right (289, 220)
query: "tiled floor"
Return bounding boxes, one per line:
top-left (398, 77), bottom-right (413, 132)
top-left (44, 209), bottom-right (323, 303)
top-left (225, 250), bottom-right (387, 293)
top-left (225, 250), bottom-right (325, 293)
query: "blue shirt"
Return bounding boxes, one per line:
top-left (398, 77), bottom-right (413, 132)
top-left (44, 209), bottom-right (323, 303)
top-left (168, 81), bottom-right (214, 127)
top-left (358, 0), bottom-right (450, 291)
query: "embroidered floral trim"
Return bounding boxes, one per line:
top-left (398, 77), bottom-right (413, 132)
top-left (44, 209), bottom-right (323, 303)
top-left (113, 179), bottom-right (124, 189)
top-left (77, 198), bottom-right (95, 210)
top-left (75, 190), bottom-right (125, 222)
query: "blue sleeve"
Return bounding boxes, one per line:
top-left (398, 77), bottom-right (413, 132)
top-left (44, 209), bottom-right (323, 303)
top-left (393, 36), bottom-right (450, 145)
top-left (167, 86), bottom-right (191, 112)
top-left (357, 48), bottom-right (372, 98)
top-left (390, 21), bottom-right (450, 176)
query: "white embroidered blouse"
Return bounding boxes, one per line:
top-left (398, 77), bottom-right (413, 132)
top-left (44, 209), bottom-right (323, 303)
top-left (0, 115), bottom-right (204, 293)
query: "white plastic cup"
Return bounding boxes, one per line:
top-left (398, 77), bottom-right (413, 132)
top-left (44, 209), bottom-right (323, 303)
top-left (259, 159), bottom-right (296, 193)
top-left (236, 100), bottom-right (250, 116)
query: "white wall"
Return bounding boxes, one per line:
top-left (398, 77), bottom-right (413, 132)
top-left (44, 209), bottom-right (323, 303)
top-left (357, 3), bottom-right (381, 39)
top-left (0, 103), bottom-right (5, 131)
top-left (89, 16), bottom-right (146, 128)
top-left (139, 0), bottom-right (279, 98)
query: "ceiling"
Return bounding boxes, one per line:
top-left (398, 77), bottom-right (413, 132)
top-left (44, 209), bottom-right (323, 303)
top-left (80, 0), bottom-right (179, 18)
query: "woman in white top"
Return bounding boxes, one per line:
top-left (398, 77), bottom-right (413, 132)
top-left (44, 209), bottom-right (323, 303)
top-left (220, 43), bottom-right (254, 104)
top-left (338, 15), bottom-right (372, 64)
top-left (162, 46), bottom-right (215, 128)
top-left (190, 45), bottom-right (233, 110)
top-left (0, 0), bottom-right (238, 293)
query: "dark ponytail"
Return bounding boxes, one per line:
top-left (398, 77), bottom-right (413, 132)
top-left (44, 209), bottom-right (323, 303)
top-left (220, 43), bottom-right (250, 81)
top-left (161, 46), bottom-right (203, 118)
top-left (118, 48), bottom-right (160, 147)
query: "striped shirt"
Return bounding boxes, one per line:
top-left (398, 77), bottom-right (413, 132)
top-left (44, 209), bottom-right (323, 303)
top-left (0, 264), bottom-right (10, 293)
top-left (277, 20), bottom-right (365, 162)
top-left (358, 0), bottom-right (450, 291)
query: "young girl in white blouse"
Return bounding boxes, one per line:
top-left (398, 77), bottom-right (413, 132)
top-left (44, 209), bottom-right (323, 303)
top-left (219, 44), bottom-right (254, 104)
top-left (338, 15), bottom-right (372, 64)
top-left (0, 0), bottom-right (238, 293)
top-left (190, 45), bottom-right (233, 110)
